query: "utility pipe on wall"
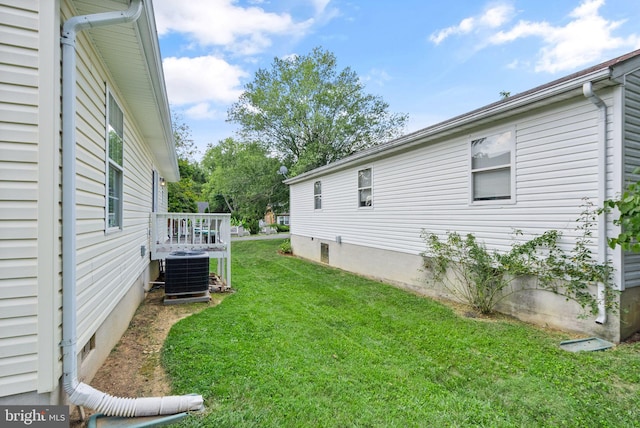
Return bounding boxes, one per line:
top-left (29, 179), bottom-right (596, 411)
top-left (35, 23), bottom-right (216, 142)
top-left (60, 0), bottom-right (203, 416)
top-left (582, 81), bottom-right (608, 325)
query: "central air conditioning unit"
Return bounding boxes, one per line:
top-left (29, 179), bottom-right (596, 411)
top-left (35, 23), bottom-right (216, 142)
top-left (164, 250), bottom-right (209, 296)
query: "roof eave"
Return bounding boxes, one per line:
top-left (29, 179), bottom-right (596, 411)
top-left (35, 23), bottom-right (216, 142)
top-left (134, 3), bottom-right (179, 181)
top-left (284, 67), bottom-right (613, 185)
top-left (74, 0), bottom-right (179, 182)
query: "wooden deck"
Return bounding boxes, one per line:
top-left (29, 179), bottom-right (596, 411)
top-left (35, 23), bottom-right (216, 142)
top-left (151, 213), bottom-right (231, 286)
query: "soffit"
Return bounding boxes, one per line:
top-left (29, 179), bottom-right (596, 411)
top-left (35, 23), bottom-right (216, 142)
top-left (71, 0), bottom-right (179, 181)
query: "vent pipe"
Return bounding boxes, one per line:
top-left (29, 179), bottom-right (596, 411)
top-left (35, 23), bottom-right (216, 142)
top-left (61, 0), bottom-right (203, 416)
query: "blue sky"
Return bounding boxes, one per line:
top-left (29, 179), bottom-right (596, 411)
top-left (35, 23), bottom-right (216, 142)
top-left (153, 0), bottom-right (640, 158)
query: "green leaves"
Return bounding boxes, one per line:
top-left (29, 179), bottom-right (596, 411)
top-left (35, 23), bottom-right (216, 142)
top-left (422, 200), bottom-right (615, 317)
top-left (227, 47), bottom-right (408, 175)
top-left (604, 180), bottom-right (640, 251)
top-left (201, 138), bottom-right (288, 220)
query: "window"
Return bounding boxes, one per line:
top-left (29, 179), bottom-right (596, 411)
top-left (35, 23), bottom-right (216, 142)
top-left (471, 130), bottom-right (513, 202)
top-left (314, 181), bottom-right (322, 209)
top-left (358, 168), bottom-right (372, 207)
top-left (152, 170), bottom-right (159, 212)
top-left (107, 92), bottom-right (124, 229)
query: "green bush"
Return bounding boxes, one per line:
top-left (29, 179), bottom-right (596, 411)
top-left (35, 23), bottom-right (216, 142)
top-left (275, 224), bottom-right (290, 233)
top-left (279, 239), bottom-right (292, 254)
top-left (422, 200), bottom-right (615, 316)
top-left (246, 219), bottom-right (260, 235)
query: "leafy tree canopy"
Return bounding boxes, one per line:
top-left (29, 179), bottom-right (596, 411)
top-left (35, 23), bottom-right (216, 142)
top-left (202, 138), bottom-right (288, 221)
top-left (603, 170), bottom-right (640, 251)
top-left (168, 112), bottom-right (205, 212)
top-left (227, 47), bottom-right (408, 175)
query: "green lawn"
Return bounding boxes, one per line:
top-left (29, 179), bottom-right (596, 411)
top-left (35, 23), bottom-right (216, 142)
top-left (163, 239), bottom-right (640, 427)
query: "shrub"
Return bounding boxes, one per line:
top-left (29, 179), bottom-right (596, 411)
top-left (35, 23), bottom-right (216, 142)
top-left (422, 200), bottom-right (615, 316)
top-left (246, 219), bottom-right (260, 235)
top-left (274, 224), bottom-right (290, 233)
top-left (279, 239), bottom-right (292, 254)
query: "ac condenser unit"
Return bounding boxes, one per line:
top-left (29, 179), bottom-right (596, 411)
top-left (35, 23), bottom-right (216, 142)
top-left (165, 250), bottom-right (209, 295)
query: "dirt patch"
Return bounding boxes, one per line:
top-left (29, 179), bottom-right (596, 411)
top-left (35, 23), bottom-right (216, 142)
top-left (69, 286), bottom-right (225, 427)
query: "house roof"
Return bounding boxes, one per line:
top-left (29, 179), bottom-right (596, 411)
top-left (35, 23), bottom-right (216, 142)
top-left (285, 49), bottom-right (640, 185)
top-left (72, 0), bottom-right (179, 181)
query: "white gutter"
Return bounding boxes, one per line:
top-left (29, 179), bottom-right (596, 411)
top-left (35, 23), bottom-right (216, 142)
top-left (582, 81), bottom-right (608, 325)
top-left (61, 0), bottom-right (202, 416)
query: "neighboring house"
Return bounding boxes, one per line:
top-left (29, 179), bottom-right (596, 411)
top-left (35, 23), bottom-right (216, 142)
top-left (265, 205), bottom-right (290, 226)
top-left (0, 0), bottom-right (180, 405)
top-left (197, 201), bottom-right (210, 213)
top-left (285, 49), bottom-right (640, 343)
top-left (276, 213), bottom-right (290, 226)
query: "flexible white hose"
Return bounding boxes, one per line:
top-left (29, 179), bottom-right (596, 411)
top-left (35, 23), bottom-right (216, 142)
top-left (69, 383), bottom-right (203, 417)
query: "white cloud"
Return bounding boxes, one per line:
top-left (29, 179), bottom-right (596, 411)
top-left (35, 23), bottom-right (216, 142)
top-left (162, 56), bottom-right (248, 106)
top-left (362, 68), bottom-right (391, 87)
top-left (184, 103), bottom-right (226, 120)
top-left (311, 0), bottom-right (331, 14)
top-left (154, 0), bottom-right (320, 55)
top-left (490, 0), bottom-right (640, 73)
top-left (429, 3), bottom-right (515, 45)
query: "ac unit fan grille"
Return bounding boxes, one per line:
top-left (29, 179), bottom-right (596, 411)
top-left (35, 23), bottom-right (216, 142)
top-left (165, 251), bottom-right (209, 295)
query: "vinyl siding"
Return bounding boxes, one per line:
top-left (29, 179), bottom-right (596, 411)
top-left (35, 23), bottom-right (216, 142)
top-left (291, 93), bottom-right (613, 264)
top-left (1, 0), bottom-right (170, 400)
top-left (0, 0), bottom-right (40, 396)
top-left (623, 69), bottom-right (640, 288)
top-left (71, 26), bottom-right (159, 349)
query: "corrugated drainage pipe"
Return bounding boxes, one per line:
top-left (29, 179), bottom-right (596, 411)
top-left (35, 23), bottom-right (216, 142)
top-left (60, 0), bottom-right (203, 416)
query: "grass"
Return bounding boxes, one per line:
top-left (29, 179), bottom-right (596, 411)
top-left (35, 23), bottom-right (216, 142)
top-left (163, 239), bottom-right (640, 427)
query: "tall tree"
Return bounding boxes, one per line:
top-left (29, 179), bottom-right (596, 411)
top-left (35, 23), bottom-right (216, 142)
top-left (202, 138), bottom-right (288, 220)
top-left (168, 112), bottom-right (206, 212)
top-left (227, 47), bottom-right (408, 175)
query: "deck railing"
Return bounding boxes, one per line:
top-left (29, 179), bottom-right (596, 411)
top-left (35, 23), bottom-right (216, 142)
top-left (151, 212), bottom-right (231, 285)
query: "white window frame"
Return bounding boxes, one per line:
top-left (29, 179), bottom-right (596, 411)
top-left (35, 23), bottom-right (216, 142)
top-left (152, 169), bottom-right (159, 213)
top-left (313, 180), bottom-right (322, 210)
top-left (106, 90), bottom-right (124, 231)
top-left (357, 167), bottom-right (373, 208)
top-left (469, 128), bottom-right (515, 205)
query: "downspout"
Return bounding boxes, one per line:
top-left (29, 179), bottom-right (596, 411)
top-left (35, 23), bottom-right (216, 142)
top-left (60, 0), bottom-right (203, 416)
top-left (583, 81), bottom-right (608, 325)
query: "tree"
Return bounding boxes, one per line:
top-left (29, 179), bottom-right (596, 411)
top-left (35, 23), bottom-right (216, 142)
top-left (227, 47), bottom-right (408, 175)
top-left (603, 171), bottom-right (640, 251)
top-left (167, 113), bottom-right (206, 212)
top-left (172, 111), bottom-right (199, 161)
top-left (202, 138), bottom-right (288, 221)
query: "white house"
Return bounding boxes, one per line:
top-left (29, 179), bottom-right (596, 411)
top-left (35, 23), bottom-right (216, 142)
top-left (0, 0), bottom-right (204, 414)
top-left (285, 49), bottom-right (640, 343)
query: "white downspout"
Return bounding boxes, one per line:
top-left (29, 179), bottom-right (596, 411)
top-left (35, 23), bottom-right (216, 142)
top-left (60, 0), bottom-right (203, 416)
top-left (583, 81), bottom-right (608, 325)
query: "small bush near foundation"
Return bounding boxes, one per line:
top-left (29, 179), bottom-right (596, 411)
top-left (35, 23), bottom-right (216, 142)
top-left (422, 200), bottom-right (616, 316)
top-left (279, 239), bottom-right (292, 254)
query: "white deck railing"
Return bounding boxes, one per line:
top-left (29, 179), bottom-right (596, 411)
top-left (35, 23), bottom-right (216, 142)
top-left (151, 212), bottom-right (231, 286)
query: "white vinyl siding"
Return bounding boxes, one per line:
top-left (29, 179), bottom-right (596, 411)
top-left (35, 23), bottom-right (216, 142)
top-left (0, 0), bottom-right (41, 396)
top-left (1, 0), bottom-right (174, 402)
top-left (622, 70), bottom-right (640, 288)
top-left (290, 94), bottom-right (609, 259)
top-left (73, 29), bottom-right (159, 350)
